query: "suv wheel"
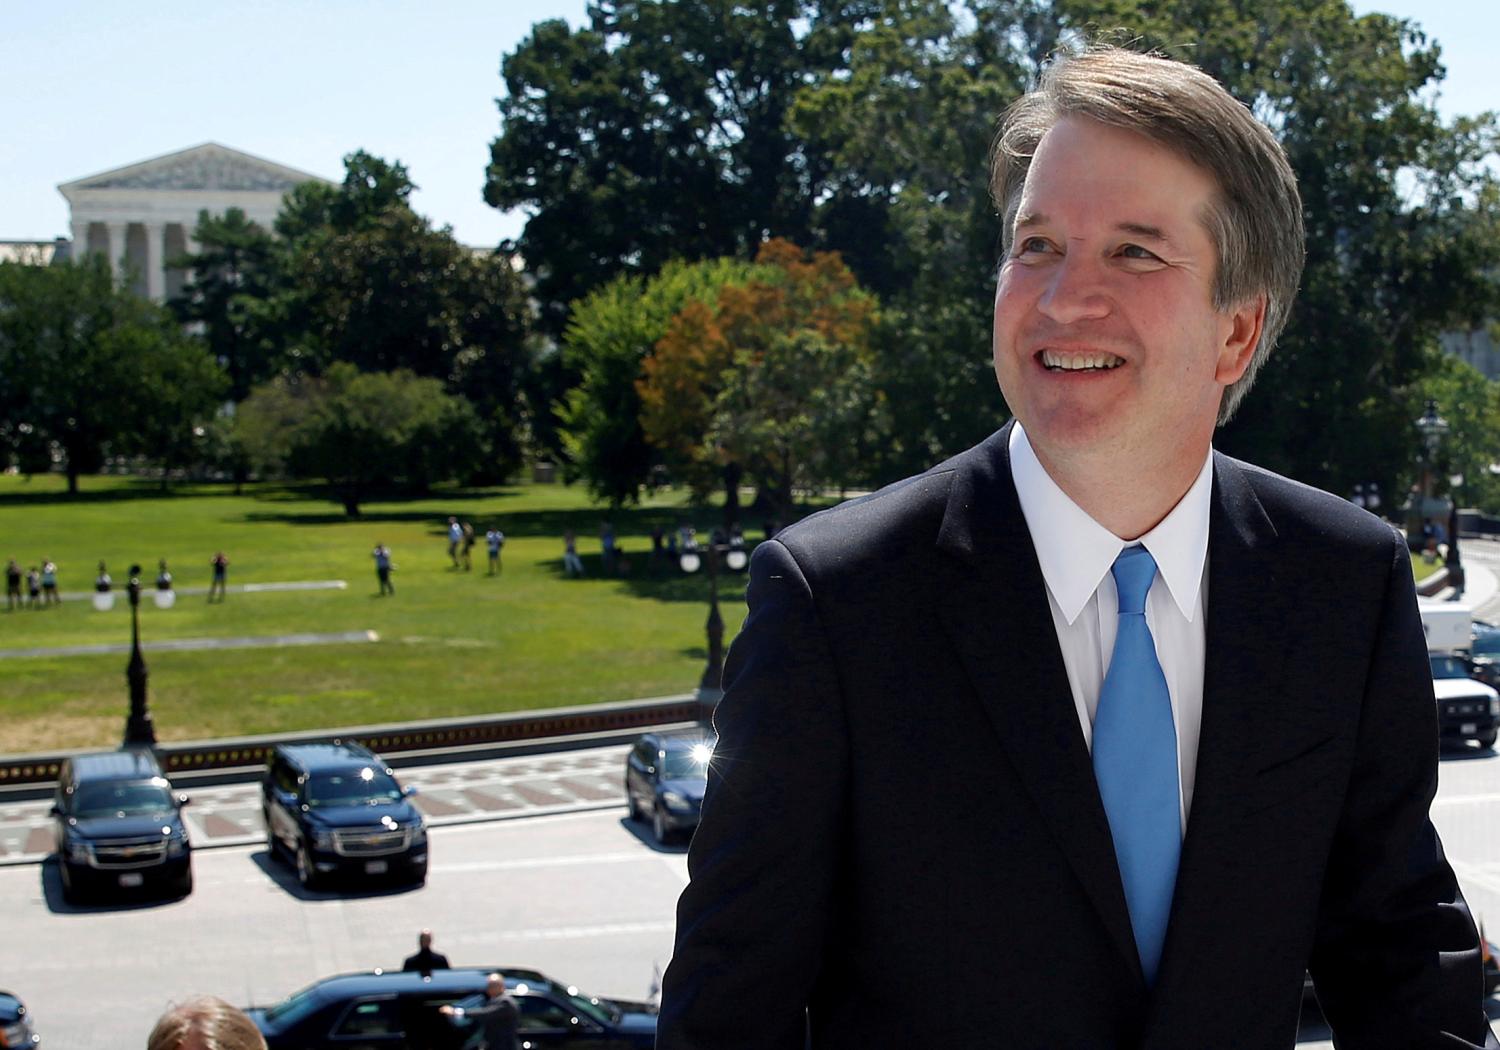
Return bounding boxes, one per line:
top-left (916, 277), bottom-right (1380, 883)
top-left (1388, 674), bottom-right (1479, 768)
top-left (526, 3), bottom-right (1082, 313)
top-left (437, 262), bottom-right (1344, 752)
top-left (626, 788), bottom-right (643, 822)
top-left (652, 803), bottom-right (671, 845)
top-left (1479, 729), bottom-right (1498, 749)
top-left (296, 843), bottom-right (320, 890)
top-left (175, 870), bottom-right (194, 898)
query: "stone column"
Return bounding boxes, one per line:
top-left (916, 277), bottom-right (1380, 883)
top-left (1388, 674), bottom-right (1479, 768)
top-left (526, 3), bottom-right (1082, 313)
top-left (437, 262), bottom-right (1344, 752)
top-left (144, 222), bottom-right (165, 300)
top-left (105, 222), bottom-right (129, 283)
top-left (71, 220), bottom-right (90, 263)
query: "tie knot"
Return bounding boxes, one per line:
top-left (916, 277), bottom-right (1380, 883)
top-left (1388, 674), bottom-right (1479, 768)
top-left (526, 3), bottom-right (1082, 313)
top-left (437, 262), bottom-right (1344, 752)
top-left (1111, 545), bottom-right (1158, 614)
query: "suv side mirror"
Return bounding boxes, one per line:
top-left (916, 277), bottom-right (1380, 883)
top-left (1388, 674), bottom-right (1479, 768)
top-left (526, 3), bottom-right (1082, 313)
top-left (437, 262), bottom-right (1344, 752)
top-left (49, 803), bottom-right (61, 817)
top-left (177, 794), bottom-right (192, 807)
top-left (403, 785), bottom-right (419, 798)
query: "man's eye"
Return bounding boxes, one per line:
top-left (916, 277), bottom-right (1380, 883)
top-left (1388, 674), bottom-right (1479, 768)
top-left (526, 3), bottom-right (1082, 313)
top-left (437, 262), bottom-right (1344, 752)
top-left (1016, 237), bottom-right (1053, 255)
top-left (1119, 243), bottom-right (1162, 262)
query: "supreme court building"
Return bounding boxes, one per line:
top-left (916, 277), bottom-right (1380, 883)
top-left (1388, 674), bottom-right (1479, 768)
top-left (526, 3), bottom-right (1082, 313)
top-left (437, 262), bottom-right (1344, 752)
top-left (57, 142), bottom-right (328, 302)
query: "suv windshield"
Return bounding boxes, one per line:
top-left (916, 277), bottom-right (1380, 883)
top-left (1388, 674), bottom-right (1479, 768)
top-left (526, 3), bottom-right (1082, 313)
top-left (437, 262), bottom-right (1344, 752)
top-left (73, 781), bottom-right (173, 819)
top-left (1431, 654), bottom-right (1472, 680)
top-left (305, 769), bottom-right (403, 808)
top-left (660, 747), bottom-right (711, 780)
top-left (556, 985), bottom-right (618, 1025)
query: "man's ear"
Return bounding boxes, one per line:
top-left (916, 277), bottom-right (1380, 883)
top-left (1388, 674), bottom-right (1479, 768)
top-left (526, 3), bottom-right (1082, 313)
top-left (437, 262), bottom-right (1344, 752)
top-left (1216, 294), bottom-right (1267, 385)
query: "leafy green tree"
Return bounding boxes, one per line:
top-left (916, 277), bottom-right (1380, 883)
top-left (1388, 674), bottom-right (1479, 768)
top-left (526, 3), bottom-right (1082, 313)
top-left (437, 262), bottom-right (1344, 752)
top-left (558, 256), bottom-right (759, 508)
top-left (255, 150), bottom-right (538, 478)
top-left (0, 257), bottom-right (225, 492)
top-left (236, 363), bottom-right (484, 516)
top-left (1412, 354), bottom-right (1500, 515)
top-left (485, 1), bottom-right (822, 336)
top-left (170, 207), bottom-right (279, 402)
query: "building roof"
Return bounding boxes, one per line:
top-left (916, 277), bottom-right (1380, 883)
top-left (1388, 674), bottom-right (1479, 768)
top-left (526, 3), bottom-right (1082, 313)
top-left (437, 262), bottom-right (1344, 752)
top-left (58, 142), bottom-right (329, 198)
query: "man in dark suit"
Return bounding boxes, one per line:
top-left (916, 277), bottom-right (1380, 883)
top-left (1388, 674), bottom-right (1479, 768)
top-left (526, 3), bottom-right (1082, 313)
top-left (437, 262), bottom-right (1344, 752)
top-left (440, 973), bottom-right (519, 1050)
top-left (657, 45), bottom-right (1496, 1049)
top-left (402, 928), bottom-right (450, 976)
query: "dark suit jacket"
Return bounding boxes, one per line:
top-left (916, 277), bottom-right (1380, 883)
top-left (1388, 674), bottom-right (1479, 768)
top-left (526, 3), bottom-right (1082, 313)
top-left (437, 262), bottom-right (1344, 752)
top-left (402, 947), bottom-right (450, 974)
top-left (452, 992), bottom-right (518, 1050)
top-left (658, 425), bottom-right (1495, 1049)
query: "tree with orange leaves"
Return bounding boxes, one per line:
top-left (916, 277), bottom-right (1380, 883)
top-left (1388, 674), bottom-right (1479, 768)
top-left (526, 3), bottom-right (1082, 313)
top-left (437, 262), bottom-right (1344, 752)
top-left (638, 239), bottom-right (885, 521)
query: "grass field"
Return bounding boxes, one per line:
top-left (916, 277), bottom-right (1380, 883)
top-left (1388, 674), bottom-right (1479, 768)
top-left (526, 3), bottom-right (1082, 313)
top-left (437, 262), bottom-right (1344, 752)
top-left (0, 474), bottom-right (767, 752)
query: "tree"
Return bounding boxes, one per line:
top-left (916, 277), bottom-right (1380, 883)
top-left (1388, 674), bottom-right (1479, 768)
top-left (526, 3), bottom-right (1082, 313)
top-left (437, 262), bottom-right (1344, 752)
top-left (254, 150), bottom-right (538, 478)
top-left (558, 256), bottom-right (758, 508)
top-left (170, 207), bottom-right (279, 403)
top-left (637, 239), bottom-right (883, 519)
top-left (0, 257), bottom-right (225, 492)
top-left (1412, 354), bottom-right (1500, 515)
top-left (236, 363), bottom-right (484, 516)
top-left (485, 1), bottom-right (822, 336)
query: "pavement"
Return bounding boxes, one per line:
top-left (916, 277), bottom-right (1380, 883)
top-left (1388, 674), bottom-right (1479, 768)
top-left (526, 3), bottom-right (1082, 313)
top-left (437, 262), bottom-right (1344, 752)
top-left (0, 744), bottom-right (633, 866)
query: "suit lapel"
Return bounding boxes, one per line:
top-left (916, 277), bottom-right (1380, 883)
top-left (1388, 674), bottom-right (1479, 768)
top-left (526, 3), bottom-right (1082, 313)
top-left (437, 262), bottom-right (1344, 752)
top-left (933, 424), bottom-right (1143, 983)
top-left (1146, 453), bottom-right (1291, 1042)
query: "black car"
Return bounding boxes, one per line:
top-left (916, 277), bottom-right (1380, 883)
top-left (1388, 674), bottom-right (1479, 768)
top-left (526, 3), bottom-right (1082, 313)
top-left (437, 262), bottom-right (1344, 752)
top-left (246, 967), bottom-right (657, 1049)
top-left (624, 731), bottom-right (714, 844)
top-left (50, 749), bottom-right (192, 904)
top-left (262, 742), bottom-right (426, 890)
top-left (0, 989), bottom-right (40, 1047)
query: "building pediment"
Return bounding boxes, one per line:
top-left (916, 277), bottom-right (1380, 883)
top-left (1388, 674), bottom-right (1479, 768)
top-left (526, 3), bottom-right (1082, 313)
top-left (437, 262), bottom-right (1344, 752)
top-left (59, 143), bottom-right (327, 195)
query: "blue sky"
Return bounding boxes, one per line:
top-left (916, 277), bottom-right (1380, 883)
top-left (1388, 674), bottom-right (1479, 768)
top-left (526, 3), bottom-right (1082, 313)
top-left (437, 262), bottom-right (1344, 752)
top-left (1, 1), bottom-right (1492, 248)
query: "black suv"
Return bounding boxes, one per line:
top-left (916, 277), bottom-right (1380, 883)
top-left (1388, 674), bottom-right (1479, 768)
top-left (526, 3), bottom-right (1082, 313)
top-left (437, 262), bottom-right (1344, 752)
top-left (50, 748), bottom-right (192, 903)
top-left (262, 742), bottom-right (427, 890)
top-left (246, 967), bottom-right (657, 1049)
top-left (625, 731), bottom-right (714, 843)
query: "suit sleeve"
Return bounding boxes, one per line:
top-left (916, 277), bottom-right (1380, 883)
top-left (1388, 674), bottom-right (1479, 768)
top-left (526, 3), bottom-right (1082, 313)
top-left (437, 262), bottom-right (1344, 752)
top-left (657, 538), bottom-right (848, 1050)
top-left (1308, 531), bottom-right (1497, 1047)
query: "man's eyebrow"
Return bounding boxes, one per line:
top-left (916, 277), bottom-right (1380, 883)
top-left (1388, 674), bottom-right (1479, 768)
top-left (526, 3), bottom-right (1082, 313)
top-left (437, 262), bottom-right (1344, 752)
top-left (1013, 211), bottom-right (1047, 230)
top-left (1116, 221), bottom-right (1173, 244)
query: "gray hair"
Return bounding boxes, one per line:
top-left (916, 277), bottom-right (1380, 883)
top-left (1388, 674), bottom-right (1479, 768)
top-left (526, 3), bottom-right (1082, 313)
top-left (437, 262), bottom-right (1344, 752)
top-left (990, 45), bottom-right (1305, 423)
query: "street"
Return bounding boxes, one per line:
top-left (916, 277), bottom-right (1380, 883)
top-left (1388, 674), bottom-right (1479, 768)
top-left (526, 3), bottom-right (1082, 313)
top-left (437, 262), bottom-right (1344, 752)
top-left (1, 807), bottom-right (687, 1049)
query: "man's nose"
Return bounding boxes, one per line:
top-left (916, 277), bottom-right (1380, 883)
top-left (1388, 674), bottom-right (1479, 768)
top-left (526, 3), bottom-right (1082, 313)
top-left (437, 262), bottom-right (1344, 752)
top-left (1036, 254), bottom-right (1111, 324)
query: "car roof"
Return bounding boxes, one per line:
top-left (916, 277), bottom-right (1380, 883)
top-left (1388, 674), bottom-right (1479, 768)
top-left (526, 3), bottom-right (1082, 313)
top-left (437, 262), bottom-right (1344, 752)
top-left (285, 967), bottom-right (551, 1000)
top-left (69, 748), bottom-right (163, 782)
top-left (275, 742), bottom-right (381, 772)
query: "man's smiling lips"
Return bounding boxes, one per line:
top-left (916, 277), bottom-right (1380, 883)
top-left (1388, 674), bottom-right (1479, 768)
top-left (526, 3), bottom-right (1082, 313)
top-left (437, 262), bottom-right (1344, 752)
top-left (1037, 348), bottom-right (1126, 372)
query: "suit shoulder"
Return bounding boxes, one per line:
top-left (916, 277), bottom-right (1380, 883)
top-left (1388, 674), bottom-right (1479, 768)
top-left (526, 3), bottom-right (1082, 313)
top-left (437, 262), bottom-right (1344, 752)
top-left (1222, 454), bottom-right (1402, 553)
top-left (774, 460), bottom-right (959, 560)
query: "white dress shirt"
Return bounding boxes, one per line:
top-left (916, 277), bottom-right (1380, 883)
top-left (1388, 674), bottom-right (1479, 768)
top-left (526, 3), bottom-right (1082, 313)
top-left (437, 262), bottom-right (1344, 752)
top-left (1008, 423), bottom-right (1212, 832)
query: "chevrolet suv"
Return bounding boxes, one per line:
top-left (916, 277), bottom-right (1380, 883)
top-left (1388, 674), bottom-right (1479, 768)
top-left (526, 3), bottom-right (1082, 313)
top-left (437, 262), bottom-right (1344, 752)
top-left (50, 749), bottom-right (193, 904)
top-left (262, 742), bottom-right (427, 890)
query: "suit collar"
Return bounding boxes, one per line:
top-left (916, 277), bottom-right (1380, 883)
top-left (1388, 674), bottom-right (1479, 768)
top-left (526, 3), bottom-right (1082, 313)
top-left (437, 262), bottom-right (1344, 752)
top-left (935, 421), bottom-right (1145, 982)
top-left (935, 433), bottom-right (1288, 1002)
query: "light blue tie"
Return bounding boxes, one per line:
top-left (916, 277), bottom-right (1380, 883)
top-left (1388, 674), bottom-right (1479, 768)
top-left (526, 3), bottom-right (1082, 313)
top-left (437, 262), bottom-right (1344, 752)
top-left (1092, 545), bottom-right (1180, 985)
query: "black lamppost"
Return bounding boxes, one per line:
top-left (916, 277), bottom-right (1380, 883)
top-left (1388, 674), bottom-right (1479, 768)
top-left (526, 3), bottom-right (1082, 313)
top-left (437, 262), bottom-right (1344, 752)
top-left (681, 533), bottom-right (748, 724)
top-left (122, 564), bottom-right (157, 748)
top-left (1409, 400), bottom-right (1449, 538)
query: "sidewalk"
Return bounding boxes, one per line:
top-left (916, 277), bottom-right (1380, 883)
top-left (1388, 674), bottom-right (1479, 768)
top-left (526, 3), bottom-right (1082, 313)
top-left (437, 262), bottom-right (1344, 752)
top-left (0, 745), bottom-right (632, 866)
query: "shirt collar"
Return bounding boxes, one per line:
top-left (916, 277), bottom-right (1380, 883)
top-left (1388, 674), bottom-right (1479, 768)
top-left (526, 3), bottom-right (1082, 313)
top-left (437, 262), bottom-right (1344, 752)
top-left (1008, 423), bottom-right (1212, 625)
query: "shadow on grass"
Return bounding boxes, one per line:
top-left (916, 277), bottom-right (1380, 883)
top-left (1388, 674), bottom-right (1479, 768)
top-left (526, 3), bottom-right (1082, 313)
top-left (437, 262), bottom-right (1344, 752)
top-left (0, 478), bottom-right (234, 505)
top-left (539, 552), bottom-right (752, 606)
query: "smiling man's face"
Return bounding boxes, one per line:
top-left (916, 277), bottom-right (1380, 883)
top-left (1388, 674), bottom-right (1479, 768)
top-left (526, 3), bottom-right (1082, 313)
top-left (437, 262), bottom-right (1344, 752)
top-left (993, 115), bottom-right (1262, 481)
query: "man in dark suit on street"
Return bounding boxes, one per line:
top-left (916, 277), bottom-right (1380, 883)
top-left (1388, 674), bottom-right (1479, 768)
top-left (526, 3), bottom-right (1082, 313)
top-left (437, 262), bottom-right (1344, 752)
top-left (440, 973), bottom-right (519, 1050)
top-left (657, 44), bottom-right (1497, 1050)
top-left (401, 928), bottom-right (450, 976)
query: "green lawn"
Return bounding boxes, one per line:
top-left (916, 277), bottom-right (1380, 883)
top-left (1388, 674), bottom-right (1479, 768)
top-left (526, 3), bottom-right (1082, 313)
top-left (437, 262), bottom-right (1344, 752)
top-left (1412, 553), bottom-right (1445, 583)
top-left (0, 474), bottom-right (764, 752)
